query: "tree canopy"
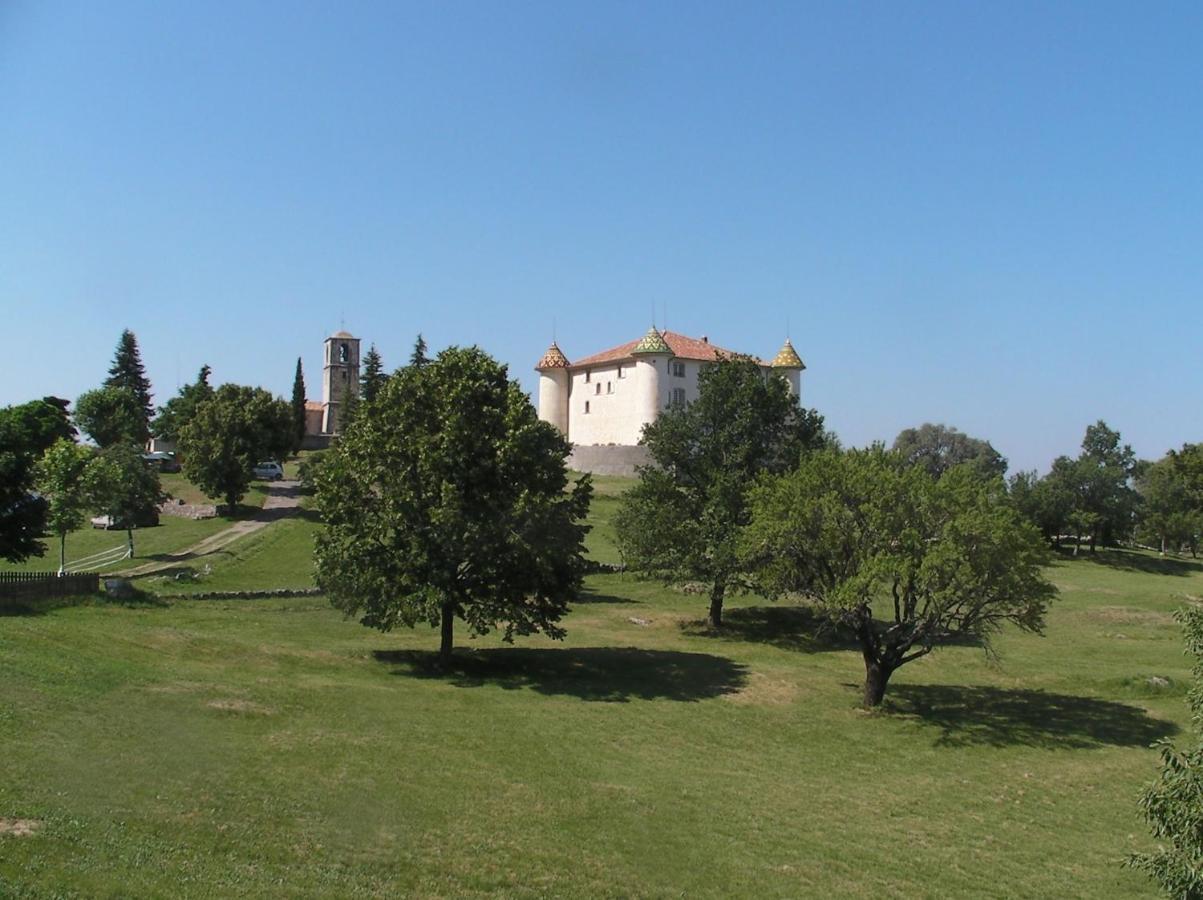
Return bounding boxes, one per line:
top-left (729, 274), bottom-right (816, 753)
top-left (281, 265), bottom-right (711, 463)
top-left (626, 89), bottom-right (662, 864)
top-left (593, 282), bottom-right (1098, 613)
top-left (0, 397), bottom-right (76, 562)
top-left (178, 384), bottom-right (293, 513)
top-left (104, 329), bottom-right (153, 441)
top-left (615, 355), bottom-right (831, 627)
top-left (743, 447), bottom-right (1056, 707)
top-left (75, 386), bottom-right (148, 449)
top-left (314, 345), bottom-right (591, 662)
top-left (82, 442), bottom-right (163, 556)
top-left (34, 439), bottom-right (95, 573)
top-left (891, 422), bottom-right (1007, 480)
top-left (153, 365), bottom-right (214, 445)
top-left (1128, 604), bottom-right (1203, 897)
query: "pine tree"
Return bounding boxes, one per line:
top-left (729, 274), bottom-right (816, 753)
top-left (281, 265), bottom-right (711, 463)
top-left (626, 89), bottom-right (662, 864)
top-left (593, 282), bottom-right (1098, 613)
top-left (104, 329), bottom-right (153, 441)
top-left (410, 334), bottom-right (430, 368)
top-left (360, 345), bottom-right (386, 404)
top-left (291, 358), bottom-right (307, 454)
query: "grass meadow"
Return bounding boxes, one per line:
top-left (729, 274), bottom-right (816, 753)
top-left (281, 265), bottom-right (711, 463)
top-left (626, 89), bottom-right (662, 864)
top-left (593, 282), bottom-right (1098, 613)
top-left (2, 474), bottom-right (1200, 897)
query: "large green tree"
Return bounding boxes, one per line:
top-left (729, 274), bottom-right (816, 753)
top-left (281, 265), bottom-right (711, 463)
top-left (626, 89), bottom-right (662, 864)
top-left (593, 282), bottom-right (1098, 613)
top-left (615, 355), bottom-right (830, 627)
top-left (892, 422), bottom-right (1007, 480)
top-left (290, 358), bottom-right (307, 454)
top-left (1128, 605), bottom-right (1203, 897)
top-left (314, 345), bottom-right (591, 663)
top-left (1137, 455), bottom-right (1201, 556)
top-left (0, 398), bottom-right (76, 562)
top-left (178, 385), bottom-right (293, 513)
top-left (742, 447), bottom-right (1056, 707)
top-left (75, 386), bottom-right (147, 449)
top-left (153, 364), bottom-right (213, 445)
top-left (82, 443), bottom-right (163, 557)
top-left (34, 439), bottom-right (95, 573)
top-left (104, 329), bottom-right (153, 440)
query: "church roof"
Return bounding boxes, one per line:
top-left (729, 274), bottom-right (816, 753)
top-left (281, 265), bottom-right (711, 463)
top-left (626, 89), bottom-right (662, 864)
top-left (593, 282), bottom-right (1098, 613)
top-left (771, 338), bottom-right (805, 370)
top-left (330, 330), bottom-right (355, 339)
top-left (572, 329), bottom-right (763, 367)
top-left (535, 342), bottom-right (570, 371)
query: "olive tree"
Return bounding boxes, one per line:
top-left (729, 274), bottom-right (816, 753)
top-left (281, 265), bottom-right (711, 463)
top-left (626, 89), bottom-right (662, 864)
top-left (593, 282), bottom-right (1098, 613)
top-left (743, 447), bottom-right (1057, 707)
top-left (314, 345), bottom-right (591, 663)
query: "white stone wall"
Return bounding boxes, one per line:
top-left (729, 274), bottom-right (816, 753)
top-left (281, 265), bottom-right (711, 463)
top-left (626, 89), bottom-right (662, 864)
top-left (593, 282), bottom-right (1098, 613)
top-left (538, 370), bottom-right (569, 434)
top-left (565, 361), bottom-right (650, 446)
top-left (552, 356), bottom-right (787, 448)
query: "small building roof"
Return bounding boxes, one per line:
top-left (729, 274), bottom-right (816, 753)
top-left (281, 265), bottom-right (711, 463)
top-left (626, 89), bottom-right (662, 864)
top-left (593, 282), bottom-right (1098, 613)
top-left (535, 342), bottom-right (570, 371)
top-left (572, 329), bottom-right (763, 368)
top-left (771, 338), bottom-right (805, 370)
top-left (330, 330), bottom-right (355, 339)
top-left (304, 400), bottom-right (324, 412)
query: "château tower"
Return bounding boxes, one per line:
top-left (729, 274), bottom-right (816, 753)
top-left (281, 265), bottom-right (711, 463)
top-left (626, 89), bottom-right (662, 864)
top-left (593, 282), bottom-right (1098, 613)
top-left (322, 331), bottom-right (360, 434)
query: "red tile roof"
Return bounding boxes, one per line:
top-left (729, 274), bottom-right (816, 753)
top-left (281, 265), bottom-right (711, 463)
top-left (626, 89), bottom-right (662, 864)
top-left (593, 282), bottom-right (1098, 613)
top-left (305, 401), bottom-right (324, 411)
top-left (570, 331), bottom-right (764, 367)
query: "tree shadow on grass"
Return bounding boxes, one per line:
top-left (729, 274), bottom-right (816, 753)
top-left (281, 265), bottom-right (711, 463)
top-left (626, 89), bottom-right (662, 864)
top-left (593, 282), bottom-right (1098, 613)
top-left (1056, 547), bottom-right (1201, 577)
top-left (681, 605), bottom-right (859, 653)
top-left (373, 646), bottom-right (747, 702)
top-left (572, 586), bottom-right (639, 605)
top-left (881, 683), bottom-right (1179, 749)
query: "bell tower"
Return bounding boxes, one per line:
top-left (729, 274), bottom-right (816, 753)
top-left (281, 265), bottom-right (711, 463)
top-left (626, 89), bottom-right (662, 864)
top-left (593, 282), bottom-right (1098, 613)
top-left (322, 331), bottom-right (361, 433)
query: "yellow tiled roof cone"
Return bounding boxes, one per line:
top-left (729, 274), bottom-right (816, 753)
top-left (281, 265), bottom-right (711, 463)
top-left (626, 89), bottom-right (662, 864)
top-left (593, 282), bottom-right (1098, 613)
top-left (631, 325), bottom-right (672, 355)
top-left (535, 342), bottom-right (570, 370)
top-left (771, 338), bottom-right (805, 370)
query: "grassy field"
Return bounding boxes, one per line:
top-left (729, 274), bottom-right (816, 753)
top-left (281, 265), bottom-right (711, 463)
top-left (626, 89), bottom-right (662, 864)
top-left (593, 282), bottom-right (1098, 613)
top-left (2, 477), bottom-right (1200, 897)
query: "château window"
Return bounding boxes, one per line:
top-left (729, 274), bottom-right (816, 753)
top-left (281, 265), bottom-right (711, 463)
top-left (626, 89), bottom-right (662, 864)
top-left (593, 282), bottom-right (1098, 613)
top-left (585, 369), bottom-right (591, 383)
top-left (617, 366), bottom-right (624, 379)
top-left (584, 401), bottom-right (590, 414)
top-left (606, 382), bottom-right (612, 394)
top-left (670, 388), bottom-right (686, 408)
top-left (595, 382), bottom-right (601, 395)
top-left (671, 361), bottom-right (686, 378)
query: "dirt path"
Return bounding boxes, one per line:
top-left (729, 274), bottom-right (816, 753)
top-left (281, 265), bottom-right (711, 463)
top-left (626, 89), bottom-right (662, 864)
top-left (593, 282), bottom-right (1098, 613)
top-left (120, 481), bottom-right (304, 577)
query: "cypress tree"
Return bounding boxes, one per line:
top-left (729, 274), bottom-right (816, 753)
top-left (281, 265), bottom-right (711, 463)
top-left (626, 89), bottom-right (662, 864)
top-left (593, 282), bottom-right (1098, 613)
top-left (104, 329), bottom-right (153, 440)
top-left (360, 345), bottom-right (386, 404)
top-left (291, 358), bottom-right (307, 454)
top-left (410, 334), bottom-right (429, 368)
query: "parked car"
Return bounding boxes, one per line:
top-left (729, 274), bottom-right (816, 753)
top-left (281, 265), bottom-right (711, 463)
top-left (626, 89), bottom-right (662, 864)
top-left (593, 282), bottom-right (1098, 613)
top-left (252, 461), bottom-right (285, 481)
top-left (142, 451), bottom-right (181, 473)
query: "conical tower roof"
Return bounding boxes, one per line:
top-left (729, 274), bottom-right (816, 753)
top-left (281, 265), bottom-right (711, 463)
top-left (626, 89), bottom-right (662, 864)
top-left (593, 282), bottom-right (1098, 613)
top-left (631, 325), bottom-right (671, 355)
top-left (771, 338), bottom-right (805, 370)
top-left (535, 342), bottom-right (570, 371)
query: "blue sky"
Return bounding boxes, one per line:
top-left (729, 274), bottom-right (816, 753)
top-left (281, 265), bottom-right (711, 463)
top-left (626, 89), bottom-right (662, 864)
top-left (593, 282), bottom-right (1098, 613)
top-left (1, 1), bottom-right (1200, 472)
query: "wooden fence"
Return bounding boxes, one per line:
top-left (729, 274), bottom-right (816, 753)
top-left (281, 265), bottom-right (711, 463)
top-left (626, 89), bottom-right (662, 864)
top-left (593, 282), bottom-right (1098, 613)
top-left (0, 571), bottom-right (100, 601)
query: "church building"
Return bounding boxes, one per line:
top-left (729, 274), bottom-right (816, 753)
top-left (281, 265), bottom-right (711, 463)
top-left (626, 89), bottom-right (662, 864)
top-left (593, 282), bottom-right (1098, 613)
top-left (302, 330), bottom-right (360, 448)
top-left (535, 326), bottom-right (804, 474)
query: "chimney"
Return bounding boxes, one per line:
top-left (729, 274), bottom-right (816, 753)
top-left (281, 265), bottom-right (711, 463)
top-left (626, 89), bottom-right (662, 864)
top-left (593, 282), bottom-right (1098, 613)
top-left (701, 335), bottom-right (708, 343)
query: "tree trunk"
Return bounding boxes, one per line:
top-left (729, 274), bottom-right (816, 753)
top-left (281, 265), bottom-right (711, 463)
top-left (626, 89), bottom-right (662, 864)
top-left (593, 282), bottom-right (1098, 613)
top-left (439, 603), bottom-right (454, 663)
top-left (127, 527), bottom-right (135, 559)
top-left (226, 492), bottom-right (238, 517)
top-left (58, 532), bottom-right (66, 576)
top-left (1160, 535), bottom-right (1167, 556)
top-left (862, 657), bottom-right (893, 708)
top-left (707, 582), bottom-right (725, 628)
top-left (1073, 533), bottom-right (1080, 556)
top-left (1089, 533), bottom-right (1097, 554)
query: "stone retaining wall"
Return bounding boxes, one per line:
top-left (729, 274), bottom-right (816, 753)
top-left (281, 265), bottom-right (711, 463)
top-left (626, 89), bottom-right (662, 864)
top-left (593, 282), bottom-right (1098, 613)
top-left (568, 444), bottom-right (650, 477)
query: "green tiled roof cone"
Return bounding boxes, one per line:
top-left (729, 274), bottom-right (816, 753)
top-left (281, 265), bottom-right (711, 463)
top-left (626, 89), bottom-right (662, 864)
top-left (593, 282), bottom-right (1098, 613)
top-left (771, 338), bottom-right (805, 370)
top-left (535, 342), bottom-right (569, 370)
top-left (631, 325), bottom-right (671, 355)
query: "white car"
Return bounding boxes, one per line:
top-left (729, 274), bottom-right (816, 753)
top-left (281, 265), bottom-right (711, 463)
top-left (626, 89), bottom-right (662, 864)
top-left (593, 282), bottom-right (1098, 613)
top-left (252, 461), bottom-right (285, 481)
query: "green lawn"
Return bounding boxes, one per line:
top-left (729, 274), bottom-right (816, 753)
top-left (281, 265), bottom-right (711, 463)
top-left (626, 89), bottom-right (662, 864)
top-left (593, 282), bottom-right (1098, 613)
top-left (1, 484), bottom-right (1200, 896)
